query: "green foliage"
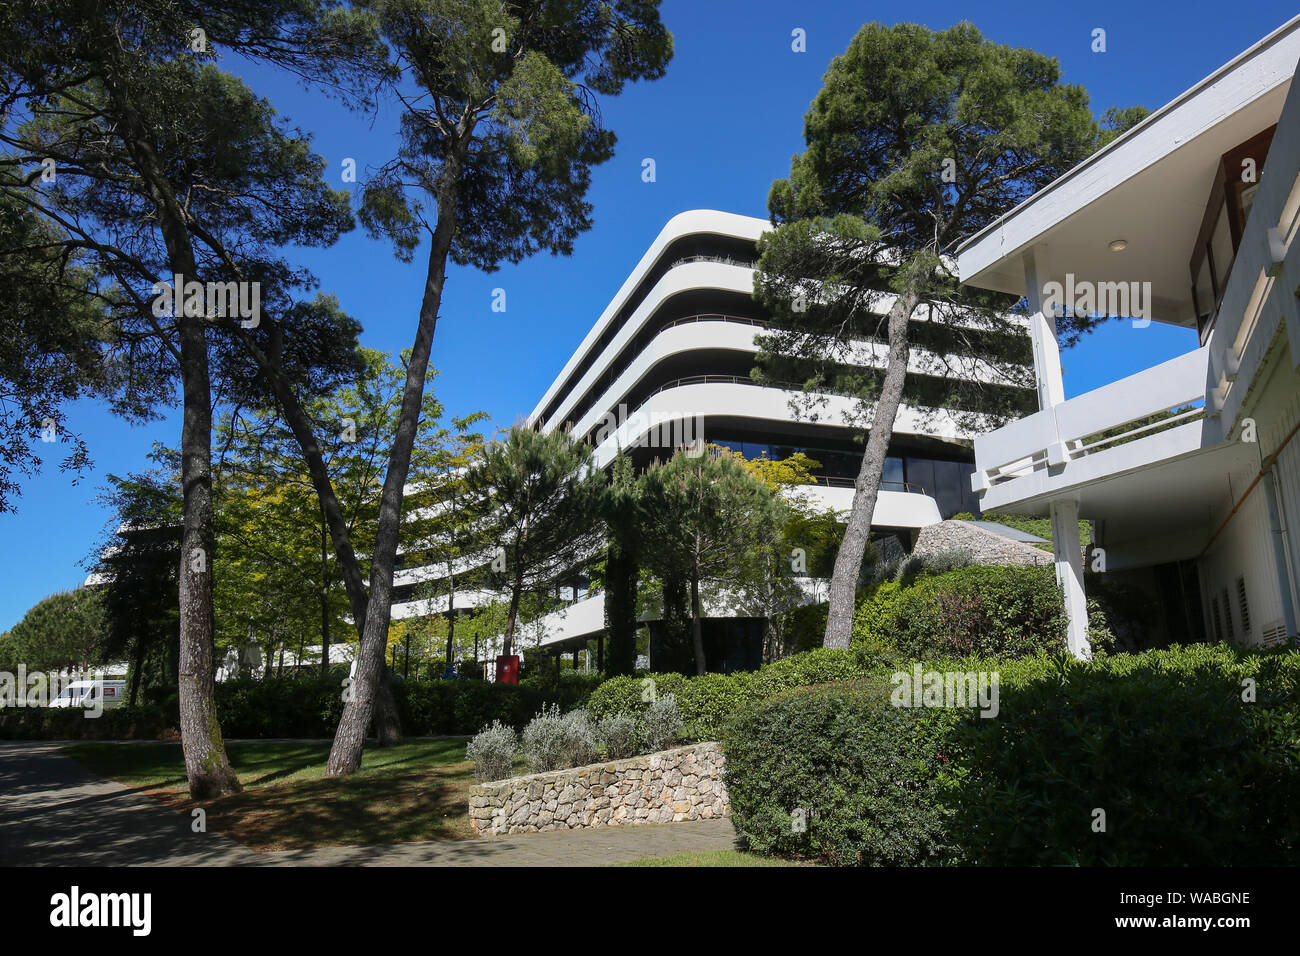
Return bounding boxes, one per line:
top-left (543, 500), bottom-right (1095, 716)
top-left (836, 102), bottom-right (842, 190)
top-left (0, 704), bottom-right (172, 741)
top-left (4, 588), bottom-right (106, 672)
top-left (586, 648), bottom-right (864, 742)
top-left (852, 565), bottom-right (1068, 662)
top-left (467, 425), bottom-right (605, 654)
top-left (726, 645), bottom-right (1300, 866)
top-left (724, 679), bottom-right (951, 865)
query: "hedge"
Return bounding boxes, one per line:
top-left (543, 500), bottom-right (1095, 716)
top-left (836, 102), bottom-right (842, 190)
top-left (0, 704), bottom-right (172, 741)
top-left (0, 674), bottom-right (601, 741)
top-left (587, 648), bottom-right (862, 742)
top-left (724, 678), bottom-right (951, 865)
top-left (852, 565), bottom-right (1069, 661)
top-left (724, 644), bottom-right (1300, 866)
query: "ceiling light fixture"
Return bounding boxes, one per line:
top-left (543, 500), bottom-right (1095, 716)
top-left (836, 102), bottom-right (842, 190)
top-left (1109, 239), bottom-right (1128, 252)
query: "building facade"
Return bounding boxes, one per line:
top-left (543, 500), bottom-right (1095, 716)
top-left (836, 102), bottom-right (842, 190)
top-left (959, 15), bottom-right (1300, 657)
top-left (398, 209), bottom-right (1032, 670)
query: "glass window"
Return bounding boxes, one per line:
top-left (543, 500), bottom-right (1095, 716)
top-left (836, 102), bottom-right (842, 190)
top-left (1210, 210), bottom-right (1233, 301)
top-left (882, 457), bottom-right (904, 487)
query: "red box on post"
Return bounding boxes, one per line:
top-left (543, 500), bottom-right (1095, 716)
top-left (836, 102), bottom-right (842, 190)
top-left (495, 654), bottom-right (519, 684)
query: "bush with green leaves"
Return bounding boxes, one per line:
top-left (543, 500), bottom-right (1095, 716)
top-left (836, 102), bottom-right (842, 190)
top-left (597, 713), bottom-right (639, 759)
top-left (724, 678), bottom-right (952, 865)
top-left (941, 645), bottom-right (1300, 865)
top-left (586, 649), bottom-right (865, 742)
top-left (466, 720), bottom-right (519, 781)
top-left (726, 645), bottom-right (1300, 866)
top-left (852, 565), bottom-right (1068, 662)
top-left (640, 693), bottom-right (684, 752)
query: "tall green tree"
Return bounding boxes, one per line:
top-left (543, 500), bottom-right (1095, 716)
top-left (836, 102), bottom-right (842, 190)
top-left (4, 588), bottom-right (106, 674)
top-left (641, 447), bottom-right (783, 675)
top-left (466, 426), bottom-right (605, 659)
top-left (754, 22), bottom-right (1140, 650)
top-left (326, 0), bottom-right (672, 774)
top-left (0, 0), bottom-right (382, 796)
top-left (89, 457), bottom-right (182, 706)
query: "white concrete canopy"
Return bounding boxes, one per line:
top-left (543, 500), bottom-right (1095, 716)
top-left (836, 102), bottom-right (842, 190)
top-left (958, 16), bottom-right (1300, 328)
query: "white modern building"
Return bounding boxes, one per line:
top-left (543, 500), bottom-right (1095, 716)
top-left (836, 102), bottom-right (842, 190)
top-left (414, 209), bottom-right (1033, 670)
top-left (960, 15), bottom-right (1300, 658)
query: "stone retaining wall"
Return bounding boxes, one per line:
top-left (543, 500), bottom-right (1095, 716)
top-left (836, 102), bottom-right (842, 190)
top-left (468, 742), bottom-right (727, 835)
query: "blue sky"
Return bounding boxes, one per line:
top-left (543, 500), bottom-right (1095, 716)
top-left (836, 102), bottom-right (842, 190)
top-left (2, 0), bottom-right (1295, 631)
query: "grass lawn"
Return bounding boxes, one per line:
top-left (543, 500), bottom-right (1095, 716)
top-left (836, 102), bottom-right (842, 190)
top-left (62, 739), bottom-right (477, 852)
top-left (612, 849), bottom-right (800, 867)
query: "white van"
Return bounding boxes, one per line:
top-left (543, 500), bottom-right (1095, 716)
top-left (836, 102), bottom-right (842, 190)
top-left (49, 680), bottom-right (127, 709)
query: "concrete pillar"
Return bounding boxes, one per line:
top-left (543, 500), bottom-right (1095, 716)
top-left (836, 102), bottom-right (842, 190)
top-left (1026, 249), bottom-right (1090, 658)
top-left (1023, 250), bottom-right (1065, 411)
top-left (1051, 498), bottom-right (1091, 660)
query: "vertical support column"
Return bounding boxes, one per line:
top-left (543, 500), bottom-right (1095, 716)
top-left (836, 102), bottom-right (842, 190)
top-left (1051, 498), bottom-right (1091, 660)
top-left (1023, 250), bottom-right (1065, 411)
top-left (1027, 249), bottom-right (1090, 659)
top-left (597, 634), bottom-right (605, 672)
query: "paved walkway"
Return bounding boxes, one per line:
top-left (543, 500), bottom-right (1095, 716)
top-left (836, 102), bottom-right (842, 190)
top-left (0, 742), bottom-right (740, 867)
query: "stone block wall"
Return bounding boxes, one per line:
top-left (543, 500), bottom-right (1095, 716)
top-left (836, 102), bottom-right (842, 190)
top-left (468, 742), bottom-right (727, 835)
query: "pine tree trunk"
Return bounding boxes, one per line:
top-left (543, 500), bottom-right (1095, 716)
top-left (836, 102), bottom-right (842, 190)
top-left (503, 568), bottom-right (524, 660)
top-left (326, 145), bottom-right (463, 776)
top-left (823, 290), bottom-right (918, 651)
top-left (113, 93), bottom-right (240, 799)
top-left (175, 309), bottom-right (241, 798)
top-left (689, 573), bottom-right (706, 675)
top-left (604, 539), bottom-right (638, 676)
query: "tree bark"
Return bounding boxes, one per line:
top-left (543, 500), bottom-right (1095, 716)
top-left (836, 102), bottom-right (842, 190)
top-left (689, 572), bottom-right (706, 675)
top-left (502, 565), bottom-right (525, 660)
top-left (326, 143), bottom-right (464, 775)
top-left (319, 509), bottom-right (331, 675)
top-left (823, 290), bottom-right (918, 651)
top-left (114, 92), bottom-right (240, 798)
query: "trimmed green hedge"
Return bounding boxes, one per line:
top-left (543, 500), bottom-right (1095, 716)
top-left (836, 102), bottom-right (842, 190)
top-left (724, 678), bottom-right (951, 865)
top-left (587, 648), bottom-right (862, 742)
top-left (724, 644), bottom-right (1300, 866)
top-left (0, 704), bottom-right (172, 741)
top-left (0, 675), bottom-right (602, 741)
top-left (852, 565), bottom-right (1069, 661)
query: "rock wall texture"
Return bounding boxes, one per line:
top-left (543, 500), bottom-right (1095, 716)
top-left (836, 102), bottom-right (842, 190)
top-left (468, 742), bottom-right (727, 835)
top-left (911, 519), bottom-right (1053, 567)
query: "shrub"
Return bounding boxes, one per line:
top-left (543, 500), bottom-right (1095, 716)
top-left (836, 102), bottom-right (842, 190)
top-left (597, 713), bottom-right (639, 759)
top-left (942, 645), bottom-right (1300, 865)
top-left (560, 707), bottom-right (600, 767)
top-left (852, 565), bottom-right (1067, 661)
top-left (521, 703), bottom-right (570, 773)
top-left (466, 720), bottom-right (518, 781)
top-left (728, 645), bottom-right (1300, 866)
top-left (641, 694), bottom-right (684, 752)
top-left (520, 704), bottom-right (602, 773)
top-left (586, 672), bottom-right (687, 722)
top-left (0, 703), bottom-right (171, 741)
top-left (724, 678), bottom-right (951, 865)
top-left (586, 650), bottom-right (865, 744)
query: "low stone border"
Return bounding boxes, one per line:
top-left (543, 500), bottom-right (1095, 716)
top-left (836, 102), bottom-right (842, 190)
top-left (468, 742), bottom-right (728, 835)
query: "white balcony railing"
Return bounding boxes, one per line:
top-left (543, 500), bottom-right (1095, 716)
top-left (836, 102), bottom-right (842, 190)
top-left (972, 345), bottom-right (1211, 495)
